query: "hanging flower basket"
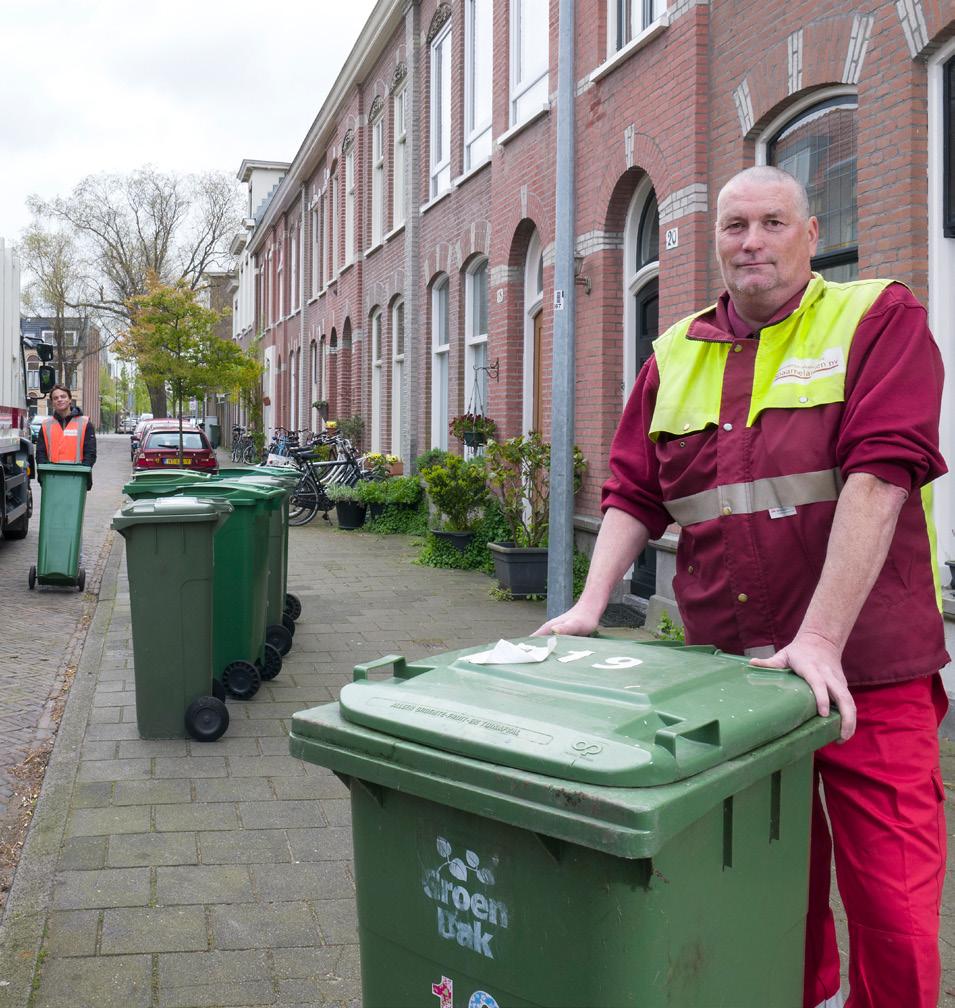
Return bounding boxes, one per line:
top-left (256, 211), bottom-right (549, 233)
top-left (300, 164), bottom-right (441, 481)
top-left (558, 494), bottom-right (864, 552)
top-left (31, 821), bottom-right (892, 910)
top-left (449, 413), bottom-right (496, 446)
top-left (462, 430), bottom-right (486, 448)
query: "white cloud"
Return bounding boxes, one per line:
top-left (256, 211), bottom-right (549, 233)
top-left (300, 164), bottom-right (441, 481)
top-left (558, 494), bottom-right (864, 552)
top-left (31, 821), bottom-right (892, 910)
top-left (0, 0), bottom-right (378, 241)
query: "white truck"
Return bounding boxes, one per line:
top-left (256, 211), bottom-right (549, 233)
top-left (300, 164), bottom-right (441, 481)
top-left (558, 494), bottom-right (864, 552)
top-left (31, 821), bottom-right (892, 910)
top-left (0, 238), bottom-right (43, 540)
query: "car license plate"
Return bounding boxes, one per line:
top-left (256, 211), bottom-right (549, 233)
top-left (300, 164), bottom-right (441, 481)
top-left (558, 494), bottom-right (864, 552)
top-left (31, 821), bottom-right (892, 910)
top-left (162, 458), bottom-right (191, 465)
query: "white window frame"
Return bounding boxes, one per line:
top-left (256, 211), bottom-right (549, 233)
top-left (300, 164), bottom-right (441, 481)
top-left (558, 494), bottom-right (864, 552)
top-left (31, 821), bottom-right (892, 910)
top-left (390, 299), bottom-right (405, 456)
top-left (371, 115), bottom-right (385, 247)
top-left (266, 249), bottom-right (274, 325)
top-left (309, 340), bottom-right (319, 431)
top-left (521, 233), bottom-right (543, 433)
top-left (344, 148), bottom-right (355, 265)
top-left (370, 310), bottom-right (383, 451)
top-left (311, 203), bottom-right (321, 296)
top-left (510, 0), bottom-right (549, 126)
top-left (290, 228), bottom-right (299, 313)
top-left (608, 0), bottom-right (666, 57)
top-left (322, 190), bottom-right (331, 286)
top-left (393, 85), bottom-right (407, 228)
top-left (431, 278), bottom-right (450, 449)
top-left (430, 22), bottom-right (452, 199)
top-left (465, 259), bottom-right (490, 429)
top-left (465, 0), bottom-right (493, 170)
top-left (277, 240), bottom-right (285, 319)
top-left (331, 169), bottom-right (340, 276)
top-left (622, 178), bottom-right (659, 394)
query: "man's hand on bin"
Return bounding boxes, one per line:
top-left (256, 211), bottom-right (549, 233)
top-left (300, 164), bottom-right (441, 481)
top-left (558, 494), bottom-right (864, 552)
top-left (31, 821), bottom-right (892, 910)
top-left (531, 601), bottom-right (603, 638)
top-left (749, 631), bottom-right (857, 741)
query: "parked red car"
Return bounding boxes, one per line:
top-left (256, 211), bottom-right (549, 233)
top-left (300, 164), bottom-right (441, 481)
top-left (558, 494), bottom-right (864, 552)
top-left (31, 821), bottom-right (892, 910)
top-left (133, 426), bottom-right (218, 472)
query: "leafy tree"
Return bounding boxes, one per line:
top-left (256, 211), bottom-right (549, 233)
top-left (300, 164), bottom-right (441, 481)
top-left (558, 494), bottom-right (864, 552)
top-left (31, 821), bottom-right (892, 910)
top-left (117, 276), bottom-right (260, 461)
top-left (28, 166), bottom-right (242, 416)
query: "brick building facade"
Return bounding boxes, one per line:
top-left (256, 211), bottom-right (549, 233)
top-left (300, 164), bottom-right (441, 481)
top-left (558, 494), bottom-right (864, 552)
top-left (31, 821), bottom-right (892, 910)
top-left (245, 0), bottom-right (955, 597)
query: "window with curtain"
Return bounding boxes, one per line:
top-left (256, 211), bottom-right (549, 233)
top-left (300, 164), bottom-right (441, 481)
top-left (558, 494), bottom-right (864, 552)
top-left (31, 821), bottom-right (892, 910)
top-left (431, 278), bottom-right (450, 449)
top-left (510, 0), bottom-right (549, 125)
top-left (767, 96), bottom-right (858, 281)
top-left (466, 0), bottom-right (493, 169)
top-left (430, 22), bottom-right (452, 198)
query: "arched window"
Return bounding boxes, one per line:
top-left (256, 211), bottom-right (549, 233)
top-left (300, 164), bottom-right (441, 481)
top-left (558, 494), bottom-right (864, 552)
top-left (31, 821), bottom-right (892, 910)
top-left (390, 299), bottom-right (405, 456)
top-left (370, 309), bottom-right (383, 451)
top-left (623, 181), bottom-right (660, 392)
top-left (522, 234), bottom-right (544, 433)
top-left (766, 95), bottom-right (858, 281)
top-left (431, 278), bottom-right (450, 450)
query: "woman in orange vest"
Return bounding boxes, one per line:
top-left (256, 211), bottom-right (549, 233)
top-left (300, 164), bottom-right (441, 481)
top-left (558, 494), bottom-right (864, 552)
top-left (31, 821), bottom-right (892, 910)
top-left (35, 383), bottom-right (97, 477)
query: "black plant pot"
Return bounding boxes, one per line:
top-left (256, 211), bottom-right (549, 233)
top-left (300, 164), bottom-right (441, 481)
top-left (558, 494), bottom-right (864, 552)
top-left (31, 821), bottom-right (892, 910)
top-left (487, 541), bottom-right (548, 597)
top-left (335, 500), bottom-right (367, 530)
top-left (462, 430), bottom-right (487, 448)
top-left (432, 528), bottom-right (475, 552)
top-left (368, 502), bottom-right (385, 522)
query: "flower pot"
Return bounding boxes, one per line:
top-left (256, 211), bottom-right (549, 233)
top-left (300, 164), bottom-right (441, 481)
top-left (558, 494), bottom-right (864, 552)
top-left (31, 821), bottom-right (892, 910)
top-left (432, 528), bottom-right (475, 553)
top-left (313, 403), bottom-right (329, 421)
top-left (462, 430), bottom-right (486, 448)
top-left (334, 500), bottom-right (367, 530)
top-left (388, 461), bottom-right (404, 476)
top-left (368, 502), bottom-right (385, 522)
top-left (487, 541), bottom-right (548, 597)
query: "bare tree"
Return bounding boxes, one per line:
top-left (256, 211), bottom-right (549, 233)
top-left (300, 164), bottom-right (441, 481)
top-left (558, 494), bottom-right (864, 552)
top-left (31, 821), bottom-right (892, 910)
top-left (28, 166), bottom-right (243, 416)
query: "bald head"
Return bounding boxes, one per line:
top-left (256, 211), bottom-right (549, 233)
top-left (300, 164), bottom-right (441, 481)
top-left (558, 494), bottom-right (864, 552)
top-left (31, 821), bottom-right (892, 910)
top-left (717, 166), bottom-right (810, 221)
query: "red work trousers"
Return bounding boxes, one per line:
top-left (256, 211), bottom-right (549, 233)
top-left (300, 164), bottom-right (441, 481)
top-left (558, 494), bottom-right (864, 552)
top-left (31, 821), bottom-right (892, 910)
top-left (803, 673), bottom-right (948, 1008)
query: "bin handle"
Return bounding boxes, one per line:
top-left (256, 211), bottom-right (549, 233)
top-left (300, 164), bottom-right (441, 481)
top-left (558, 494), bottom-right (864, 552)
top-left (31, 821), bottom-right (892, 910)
top-left (654, 718), bottom-right (722, 761)
top-left (353, 655), bottom-right (410, 681)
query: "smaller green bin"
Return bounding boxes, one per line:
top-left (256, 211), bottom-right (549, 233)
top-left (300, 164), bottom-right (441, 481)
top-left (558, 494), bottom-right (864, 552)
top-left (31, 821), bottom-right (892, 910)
top-left (112, 496), bottom-right (233, 741)
top-left (215, 466), bottom-right (303, 623)
top-left (30, 462), bottom-right (92, 591)
top-left (291, 638), bottom-right (841, 1008)
top-left (123, 471), bottom-right (213, 500)
top-left (170, 481), bottom-right (285, 700)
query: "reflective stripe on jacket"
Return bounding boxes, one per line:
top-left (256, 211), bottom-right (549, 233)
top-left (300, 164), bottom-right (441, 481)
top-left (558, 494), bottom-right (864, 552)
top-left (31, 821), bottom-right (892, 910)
top-left (40, 415), bottom-right (88, 463)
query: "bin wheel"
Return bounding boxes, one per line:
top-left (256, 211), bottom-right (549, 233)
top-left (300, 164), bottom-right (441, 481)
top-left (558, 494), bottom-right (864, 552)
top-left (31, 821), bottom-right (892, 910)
top-left (77, 568), bottom-right (86, 592)
top-left (260, 643), bottom-right (282, 681)
top-left (265, 623), bottom-right (293, 657)
top-left (185, 696), bottom-right (230, 742)
top-left (211, 678), bottom-right (226, 703)
top-left (222, 661), bottom-right (261, 700)
top-left (282, 613), bottom-right (296, 637)
top-left (284, 592), bottom-right (302, 621)
top-left (28, 565), bottom-right (36, 590)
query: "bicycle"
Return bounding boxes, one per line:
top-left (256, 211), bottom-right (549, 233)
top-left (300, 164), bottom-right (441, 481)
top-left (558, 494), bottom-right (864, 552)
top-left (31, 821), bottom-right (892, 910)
top-left (231, 426), bottom-right (258, 464)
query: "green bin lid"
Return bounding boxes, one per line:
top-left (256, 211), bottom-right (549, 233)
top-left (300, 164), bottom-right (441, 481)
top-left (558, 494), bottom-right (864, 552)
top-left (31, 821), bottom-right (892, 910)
top-left (37, 463), bottom-right (91, 476)
top-left (127, 471), bottom-right (212, 483)
top-left (305, 637), bottom-right (820, 787)
top-left (112, 496), bottom-right (234, 531)
top-left (169, 481), bottom-right (285, 505)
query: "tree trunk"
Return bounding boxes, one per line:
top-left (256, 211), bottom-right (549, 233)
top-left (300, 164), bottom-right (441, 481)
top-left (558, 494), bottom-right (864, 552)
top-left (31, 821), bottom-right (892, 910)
top-left (147, 381), bottom-right (167, 418)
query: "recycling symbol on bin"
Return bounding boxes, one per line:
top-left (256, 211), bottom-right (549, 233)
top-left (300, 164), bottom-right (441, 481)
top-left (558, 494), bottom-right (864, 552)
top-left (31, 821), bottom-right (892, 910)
top-left (436, 837), bottom-right (497, 885)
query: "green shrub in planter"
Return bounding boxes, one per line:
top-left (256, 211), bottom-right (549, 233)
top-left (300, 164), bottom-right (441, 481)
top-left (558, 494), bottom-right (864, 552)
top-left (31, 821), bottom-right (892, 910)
top-left (420, 455), bottom-right (489, 532)
top-left (413, 447), bottom-right (450, 473)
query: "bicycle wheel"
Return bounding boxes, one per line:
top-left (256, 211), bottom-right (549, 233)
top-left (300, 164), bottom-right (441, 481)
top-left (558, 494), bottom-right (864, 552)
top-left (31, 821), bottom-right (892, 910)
top-left (243, 442), bottom-right (257, 464)
top-left (231, 441), bottom-right (241, 463)
top-left (288, 473), bottom-right (320, 526)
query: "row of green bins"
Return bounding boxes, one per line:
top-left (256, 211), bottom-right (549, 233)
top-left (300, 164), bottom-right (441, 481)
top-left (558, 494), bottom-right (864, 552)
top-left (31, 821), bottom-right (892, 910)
top-left (122, 474), bottom-right (285, 701)
top-left (290, 637), bottom-right (841, 1008)
top-left (29, 463), bottom-right (92, 592)
top-left (112, 497), bottom-right (233, 741)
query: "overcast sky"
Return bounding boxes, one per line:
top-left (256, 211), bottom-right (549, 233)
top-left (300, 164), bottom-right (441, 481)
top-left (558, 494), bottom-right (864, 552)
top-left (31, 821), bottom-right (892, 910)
top-left (2, 0), bottom-right (378, 244)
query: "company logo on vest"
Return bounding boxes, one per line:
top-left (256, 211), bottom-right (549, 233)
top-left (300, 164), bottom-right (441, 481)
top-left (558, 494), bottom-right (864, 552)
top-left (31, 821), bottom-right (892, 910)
top-left (422, 835), bottom-right (509, 959)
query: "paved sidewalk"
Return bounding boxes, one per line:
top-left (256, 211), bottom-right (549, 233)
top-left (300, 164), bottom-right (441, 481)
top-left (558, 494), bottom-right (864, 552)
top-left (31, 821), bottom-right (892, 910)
top-left (0, 488), bottom-right (952, 1006)
top-left (0, 512), bottom-right (546, 1007)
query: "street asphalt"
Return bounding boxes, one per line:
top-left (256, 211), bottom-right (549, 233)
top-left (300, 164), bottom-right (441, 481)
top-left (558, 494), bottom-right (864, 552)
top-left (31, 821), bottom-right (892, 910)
top-left (0, 433), bottom-right (951, 1007)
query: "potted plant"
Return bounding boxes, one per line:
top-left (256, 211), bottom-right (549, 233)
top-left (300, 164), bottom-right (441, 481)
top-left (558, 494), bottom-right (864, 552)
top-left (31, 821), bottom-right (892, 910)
top-left (312, 399), bottom-right (329, 421)
top-left (449, 413), bottom-right (497, 448)
top-left (355, 475), bottom-right (423, 523)
top-left (325, 481), bottom-right (367, 530)
top-left (484, 432), bottom-right (586, 596)
top-left (420, 454), bottom-right (490, 551)
top-left (363, 452), bottom-right (403, 477)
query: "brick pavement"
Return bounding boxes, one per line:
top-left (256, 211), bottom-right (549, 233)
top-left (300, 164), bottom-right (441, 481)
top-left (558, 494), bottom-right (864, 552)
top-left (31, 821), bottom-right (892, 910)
top-left (0, 443), bottom-right (951, 1007)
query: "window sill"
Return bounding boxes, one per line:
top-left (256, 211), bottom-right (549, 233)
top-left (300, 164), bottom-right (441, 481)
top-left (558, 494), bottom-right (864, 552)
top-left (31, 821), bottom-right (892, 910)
top-left (419, 187), bottom-right (455, 216)
top-left (452, 157), bottom-right (491, 190)
top-left (495, 103), bottom-right (550, 147)
top-left (339, 261), bottom-right (355, 277)
top-left (589, 15), bottom-right (668, 84)
top-left (384, 222), bottom-right (405, 243)
top-left (364, 241), bottom-right (384, 259)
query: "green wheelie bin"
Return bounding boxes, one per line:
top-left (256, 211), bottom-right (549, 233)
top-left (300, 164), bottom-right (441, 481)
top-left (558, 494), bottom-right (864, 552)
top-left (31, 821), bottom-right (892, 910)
top-left (112, 497), bottom-right (233, 741)
top-left (123, 471), bottom-right (213, 497)
top-left (216, 466), bottom-right (304, 625)
top-left (213, 469), bottom-right (298, 654)
top-left (169, 481), bottom-right (285, 701)
top-left (290, 637), bottom-right (841, 1008)
top-left (29, 462), bottom-right (92, 591)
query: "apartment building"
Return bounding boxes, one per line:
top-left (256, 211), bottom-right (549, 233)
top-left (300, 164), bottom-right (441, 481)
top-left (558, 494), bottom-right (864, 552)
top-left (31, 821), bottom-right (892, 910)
top-left (246, 0), bottom-right (955, 604)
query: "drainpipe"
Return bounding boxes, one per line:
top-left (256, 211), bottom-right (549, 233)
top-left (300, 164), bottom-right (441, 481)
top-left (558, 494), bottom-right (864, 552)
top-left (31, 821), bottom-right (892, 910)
top-left (546, 0), bottom-right (576, 618)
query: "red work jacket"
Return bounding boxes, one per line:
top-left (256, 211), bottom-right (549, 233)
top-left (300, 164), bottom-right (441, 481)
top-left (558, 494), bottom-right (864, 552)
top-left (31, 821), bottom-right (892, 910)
top-left (40, 415), bottom-right (88, 463)
top-left (603, 283), bottom-right (949, 686)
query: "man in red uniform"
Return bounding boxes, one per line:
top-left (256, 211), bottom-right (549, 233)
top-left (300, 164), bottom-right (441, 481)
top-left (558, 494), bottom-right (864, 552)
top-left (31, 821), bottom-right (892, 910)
top-left (537, 166), bottom-right (948, 1008)
top-left (36, 383), bottom-right (97, 475)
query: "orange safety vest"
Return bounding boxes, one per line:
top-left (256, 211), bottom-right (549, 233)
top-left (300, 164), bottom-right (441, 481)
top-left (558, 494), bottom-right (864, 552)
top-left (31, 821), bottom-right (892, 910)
top-left (40, 415), bottom-right (88, 463)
